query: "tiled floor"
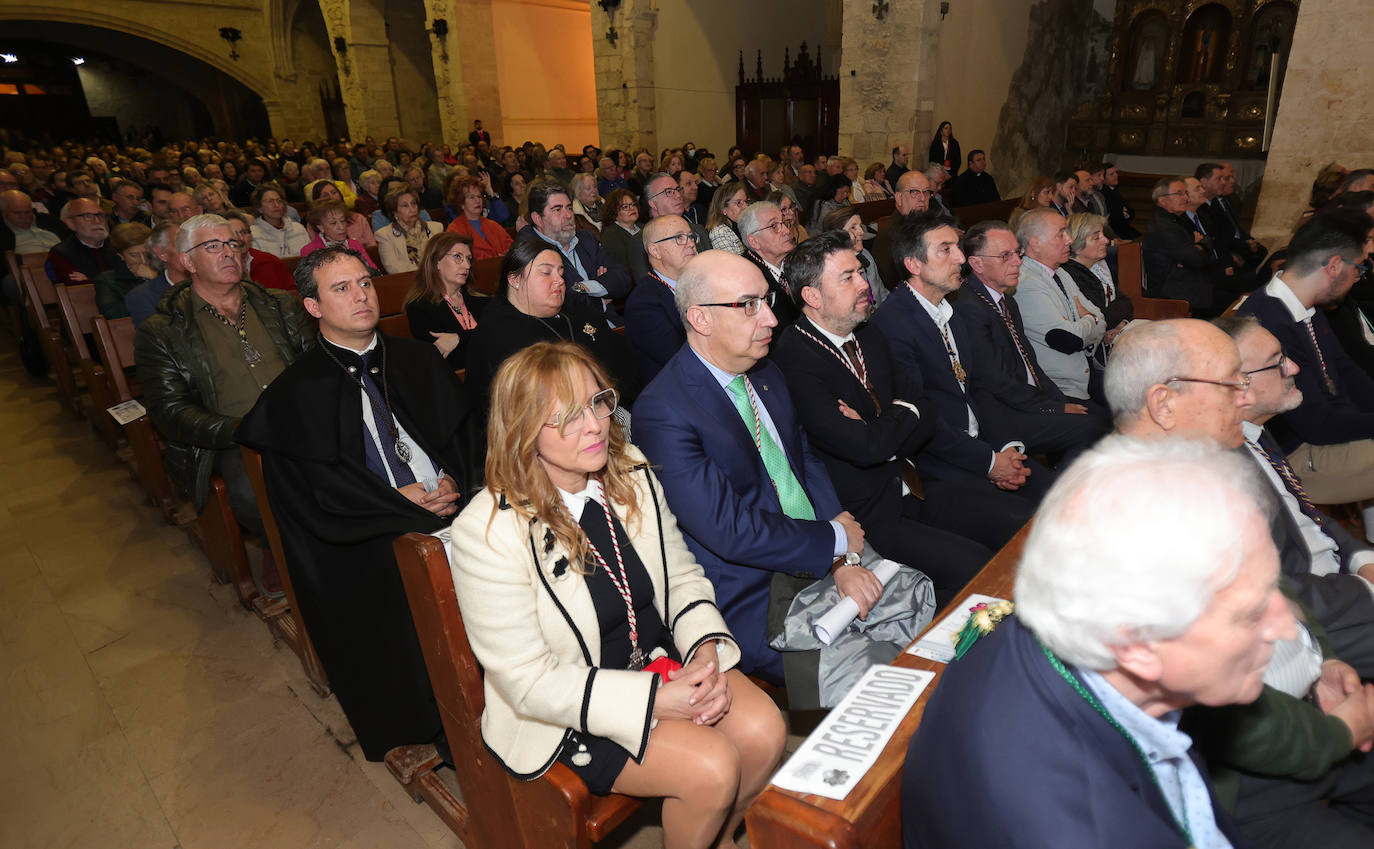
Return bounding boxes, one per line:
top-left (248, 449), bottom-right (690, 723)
top-left (0, 347), bottom-right (674, 849)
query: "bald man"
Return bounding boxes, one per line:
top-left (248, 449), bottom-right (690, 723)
top-left (48, 197), bottom-right (118, 285)
top-left (872, 170), bottom-right (934, 292)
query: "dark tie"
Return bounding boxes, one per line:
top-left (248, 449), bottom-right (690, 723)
top-left (1251, 431), bottom-right (1322, 524)
top-left (360, 350), bottom-right (417, 487)
top-left (841, 339), bottom-right (882, 413)
top-left (1216, 198), bottom-right (1243, 239)
top-left (997, 299), bottom-right (1043, 389)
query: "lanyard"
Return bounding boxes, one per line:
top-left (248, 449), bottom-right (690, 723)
top-left (579, 480), bottom-right (644, 670)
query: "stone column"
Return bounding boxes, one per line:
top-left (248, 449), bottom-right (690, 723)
top-left (317, 0), bottom-right (401, 140)
top-left (592, 0), bottom-right (657, 152)
top-left (426, 0), bottom-right (504, 146)
top-left (1251, 0), bottom-right (1374, 246)
top-left (837, 0), bottom-right (941, 164)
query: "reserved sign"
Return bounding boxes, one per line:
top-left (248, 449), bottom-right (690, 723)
top-left (771, 664), bottom-right (934, 800)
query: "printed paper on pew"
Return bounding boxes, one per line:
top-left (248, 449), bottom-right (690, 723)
top-left (770, 664), bottom-right (933, 801)
top-left (906, 593), bottom-right (1009, 664)
top-left (107, 400), bottom-right (147, 426)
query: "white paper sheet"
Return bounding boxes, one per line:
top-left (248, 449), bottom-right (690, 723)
top-left (107, 400), bottom-right (147, 426)
top-left (812, 559), bottom-right (903, 645)
top-left (771, 664), bottom-right (934, 800)
top-left (905, 593), bottom-right (1009, 663)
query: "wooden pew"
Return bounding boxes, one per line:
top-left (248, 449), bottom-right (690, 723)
top-left (240, 446), bottom-right (332, 696)
top-left (745, 522), bottom-right (1031, 849)
top-left (53, 283), bottom-right (124, 449)
top-left (470, 256), bottom-right (503, 296)
top-left (89, 314), bottom-right (258, 605)
top-left (1115, 241), bottom-right (1191, 320)
top-left (854, 198), bottom-right (895, 224)
top-left (14, 253), bottom-right (82, 416)
top-left (391, 532), bottom-right (642, 849)
top-left (91, 315), bottom-right (178, 520)
top-left (373, 270), bottom-right (417, 338)
top-left (951, 197), bottom-right (1018, 228)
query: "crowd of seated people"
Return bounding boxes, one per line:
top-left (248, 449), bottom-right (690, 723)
top-left (13, 124), bottom-right (1374, 849)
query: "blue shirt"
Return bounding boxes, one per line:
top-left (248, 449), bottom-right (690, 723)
top-left (125, 272), bottom-right (174, 327)
top-left (1080, 669), bottom-right (1232, 849)
top-left (690, 347), bottom-right (845, 556)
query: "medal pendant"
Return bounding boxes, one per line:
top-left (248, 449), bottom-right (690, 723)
top-left (241, 341), bottom-right (263, 366)
top-left (952, 361), bottom-right (967, 384)
top-left (628, 646), bottom-right (646, 671)
top-left (395, 438), bottom-right (413, 464)
top-left (583, 323), bottom-right (597, 340)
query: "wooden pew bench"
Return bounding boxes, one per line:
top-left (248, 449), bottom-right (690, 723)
top-left (744, 522), bottom-right (1031, 849)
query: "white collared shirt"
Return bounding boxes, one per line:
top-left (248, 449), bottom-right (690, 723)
top-left (557, 480), bottom-right (601, 522)
top-left (331, 334), bottom-right (440, 487)
top-left (1266, 272), bottom-right (1316, 323)
top-left (909, 284), bottom-right (980, 438)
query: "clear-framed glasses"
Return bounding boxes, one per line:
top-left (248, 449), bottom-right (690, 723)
top-left (188, 238), bottom-right (244, 255)
top-left (545, 387), bottom-right (619, 436)
top-left (749, 219), bottom-right (789, 237)
top-left (1164, 374), bottom-right (1252, 393)
top-left (901, 188), bottom-right (934, 198)
top-left (1244, 354), bottom-right (1291, 377)
top-left (652, 231), bottom-right (699, 247)
top-left (699, 291), bottom-right (776, 316)
top-left (648, 185), bottom-right (683, 200)
top-left (973, 249), bottom-right (1024, 262)
top-left (618, 202), bottom-right (639, 213)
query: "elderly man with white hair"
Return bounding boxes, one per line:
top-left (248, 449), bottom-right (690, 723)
top-left (903, 436), bottom-right (1295, 848)
top-left (135, 213), bottom-right (314, 597)
top-left (738, 200), bottom-right (799, 327)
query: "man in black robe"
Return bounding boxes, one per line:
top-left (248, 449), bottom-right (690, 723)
top-left (236, 245), bottom-right (484, 761)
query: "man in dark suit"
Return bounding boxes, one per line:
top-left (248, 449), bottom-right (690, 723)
top-left (738, 200), bottom-right (800, 327)
top-left (945, 149), bottom-right (1000, 208)
top-left (1141, 177), bottom-right (1230, 316)
top-left (872, 212), bottom-right (1053, 500)
top-left (1238, 209), bottom-right (1374, 507)
top-left (467, 119), bottom-right (491, 147)
top-left (954, 220), bottom-right (1110, 454)
top-left (903, 437), bottom-right (1294, 849)
top-left (773, 231), bottom-right (1028, 605)
top-left (635, 250), bottom-right (904, 707)
top-left (526, 179), bottom-right (631, 316)
top-left (625, 214), bottom-right (696, 382)
top-left (1100, 162), bottom-right (1141, 240)
top-left (237, 246), bottom-right (483, 763)
top-left (1198, 161), bottom-right (1266, 269)
top-left (885, 145), bottom-right (910, 188)
top-left (625, 172), bottom-right (710, 282)
top-left (871, 170), bottom-right (933, 293)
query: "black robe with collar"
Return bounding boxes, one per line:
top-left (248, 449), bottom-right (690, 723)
top-left (235, 332), bottom-right (485, 761)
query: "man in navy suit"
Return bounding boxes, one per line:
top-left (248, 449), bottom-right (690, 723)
top-left (772, 231), bottom-right (1029, 606)
top-left (635, 250), bottom-right (897, 706)
top-left (526, 179), bottom-right (631, 317)
top-left (872, 211), bottom-right (1054, 500)
top-left (625, 214), bottom-right (695, 382)
top-left (953, 220), bottom-right (1110, 455)
top-left (1238, 209), bottom-right (1374, 507)
top-left (903, 437), bottom-right (1295, 848)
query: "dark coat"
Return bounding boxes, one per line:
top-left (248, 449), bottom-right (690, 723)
top-left (742, 248), bottom-right (800, 328)
top-left (1141, 210), bottom-right (1216, 313)
top-left (404, 292), bottom-right (489, 370)
top-left (624, 271), bottom-right (685, 383)
top-left (236, 334), bottom-right (485, 760)
top-left (903, 616), bottom-right (1251, 849)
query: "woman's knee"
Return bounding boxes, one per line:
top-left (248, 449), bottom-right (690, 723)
top-left (679, 732), bottom-right (743, 809)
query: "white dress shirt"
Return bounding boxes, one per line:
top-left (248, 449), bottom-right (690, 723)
top-left (332, 334), bottom-right (440, 488)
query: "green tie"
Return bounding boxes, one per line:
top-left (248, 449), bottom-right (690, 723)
top-left (725, 375), bottom-right (815, 520)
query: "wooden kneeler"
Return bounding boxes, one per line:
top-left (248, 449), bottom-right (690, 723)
top-left (391, 532), bottom-right (642, 849)
top-left (240, 446), bottom-right (331, 696)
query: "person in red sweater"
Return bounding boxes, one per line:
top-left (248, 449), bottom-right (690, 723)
top-left (47, 198), bottom-right (118, 283)
top-left (445, 175), bottom-right (513, 260)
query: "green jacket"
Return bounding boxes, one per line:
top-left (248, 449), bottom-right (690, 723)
top-left (134, 280), bottom-right (314, 510)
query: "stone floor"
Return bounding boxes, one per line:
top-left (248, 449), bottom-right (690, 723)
top-left (0, 346), bottom-right (674, 849)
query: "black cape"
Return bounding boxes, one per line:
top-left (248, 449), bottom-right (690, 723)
top-left (236, 333), bottom-right (485, 760)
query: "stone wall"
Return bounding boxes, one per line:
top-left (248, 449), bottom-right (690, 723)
top-left (492, 0), bottom-right (598, 150)
top-left (989, 0), bottom-right (1104, 197)
top-left (1251, 0), bottom-right (1374, 246)
top-left (385, 0), bottom-right (444, 145)
top-left (593, 0), bottom-right (658, 153)
top-left (837, 0), bottom-right (942, 166)
top-left (76, 60), bottom-right (205, 141)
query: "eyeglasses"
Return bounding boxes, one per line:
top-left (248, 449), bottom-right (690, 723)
top-left (544, 387), bottom-right (618, 436)
top-left (69, 212), bottom-right (105, 222)
top-left (651, 231), bottom-right (700, 247)
top-left (1244, 354), bottom-right (1291, 377)
top-left (900, 188), bottom-right (934, 198)
top-left (973, 249), bottom-right (1024, 262)
top-left (748, 219), bottom-right (789, 237)
top-left (698, 291), bottom-right (776, 315)
top-left (618, 203), bottom-right (639, 212)
top-left (1164, 374), bottom-right (1252, 393)
top-left (648, 185), bottom-right (682, 200)
top-left (188, 238), bottom-right (244, 255)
